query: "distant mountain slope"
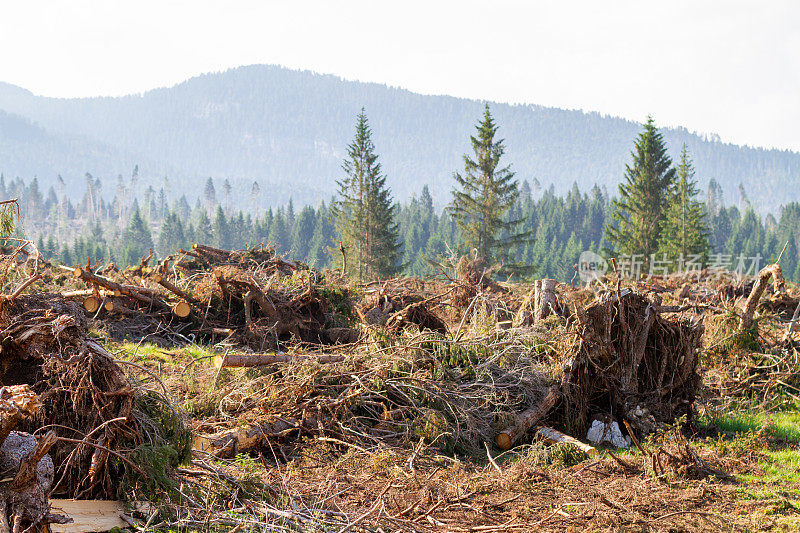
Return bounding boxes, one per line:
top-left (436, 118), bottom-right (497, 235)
top-left (0, 65), bottom-right (797, 211)
top-left (0, 109), bottom-right (161, 193)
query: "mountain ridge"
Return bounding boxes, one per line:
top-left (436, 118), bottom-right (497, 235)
top-left (0, 64), bottom-right (797, 212)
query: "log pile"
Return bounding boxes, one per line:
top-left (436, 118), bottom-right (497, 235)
top-left (56, 244), bottom-right (355, 350)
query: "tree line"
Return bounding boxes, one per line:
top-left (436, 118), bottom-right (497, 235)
top-left (4, 108), bottom-right (798, 283)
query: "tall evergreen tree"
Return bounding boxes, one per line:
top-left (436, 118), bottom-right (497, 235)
top-left (606, 116), bottom-right (676, 261)
top-left (330, 109), bottom-right (401, 280)
top-left (120, 206), bottom-right (154, 266)
top-left (658, 144), bottom-right (710, 264)
top-left (448, 104), bottom-right (528, 265)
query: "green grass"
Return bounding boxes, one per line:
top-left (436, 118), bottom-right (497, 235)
top-left (714, 409), bottom-right (800, 443)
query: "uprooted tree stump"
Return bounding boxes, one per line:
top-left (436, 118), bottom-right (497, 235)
top-left (0, 294), bottom-right (149, 499)
top-left (0, 385), bottom-right (69, 532)
top-left (497, 290), bottom-right (703, 449)
top-left (561, 291), bottom-right (702, 436)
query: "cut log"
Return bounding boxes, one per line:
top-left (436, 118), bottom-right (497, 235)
top-left (60, 289), bottom-right (115, 298)
top-left (740, 263), bottom-right (787, 330)
top-left (70, 267), bottom-right (170, 312)
top-left (214, 353), bottom-right (345, 368)
top-left (49, 500), bottom-right (127, 533)
top-left (192, 243), bottom-right (231, 259)
top-left (104, 299), bottom-right (138, 317)
top-left (535, 427), bottom-right (599, 457)
top-left (153, 273), bottom-right (197, 303)
top-left (83, 296), bottom-right (101, 313)
top-left (172, 300), bottom-right (191, 318)
top-left (495, 386), bottom-right (560, 450)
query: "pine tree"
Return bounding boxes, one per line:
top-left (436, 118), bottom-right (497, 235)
top-left (120, 206), bottom-right (154, 266)
top-left (448, 104), bottom-right (528, 265)
top-left (330, 109), bottom-right (401, 280)
top-left (658, 144), bottom-right (710, 265)
top-left (606, 116), bottom-right (676, 262)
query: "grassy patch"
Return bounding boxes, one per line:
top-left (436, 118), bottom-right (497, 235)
top-left (714, 409), bottom-right (800, 443)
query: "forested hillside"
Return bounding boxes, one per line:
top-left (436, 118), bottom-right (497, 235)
top-left (0, 65), bottom-right (798, 212)
top-left (8, 172), bottom-right (797, 283)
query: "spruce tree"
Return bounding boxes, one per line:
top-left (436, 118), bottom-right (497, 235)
top-left (330, 109), bottom-right (401, 280)
top-left (606, 116), bottom-right (676, 262)
top-left (448, 104), bottom-right (528, 265)
top-left (658, 144), bottom-right (710, 265)
top-left (120, 206), bottom-right (154, 266)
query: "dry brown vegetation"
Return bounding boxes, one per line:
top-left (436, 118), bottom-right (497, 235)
top-left (0, 244), bottom-right (798, 531)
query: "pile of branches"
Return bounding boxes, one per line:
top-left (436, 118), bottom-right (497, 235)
top-left (194, 330), bottom-right (553, 458)
top-left (54, 244), bottom-right (354, 350)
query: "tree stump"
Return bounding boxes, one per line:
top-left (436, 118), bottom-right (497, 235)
top-left (0, 385), bottom-right (69, 532)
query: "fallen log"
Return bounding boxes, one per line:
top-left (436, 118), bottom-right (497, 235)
top-left (495, 386), bottom-right (559, 450)
top-left (60, 289), bottom-right (116, 298)
top-left (214, 353), bottom-right (345, 368)
top-left (152, 273), bottom-right (197, 303)
top-left (193, 418), bottom-right (319, 458)
top-left (103, 298), bottom-right (138, 317)
top-left (740, 263), bottom-right (787, 330)
top-left (192, 243), bottom-right (231, 259)
top-left (535, 427), bottom-right (599, 457)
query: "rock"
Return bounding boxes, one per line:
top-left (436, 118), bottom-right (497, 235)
top-left (586, 419), bottom-right (631, 449)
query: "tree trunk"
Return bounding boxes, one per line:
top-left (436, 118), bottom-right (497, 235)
top-left (536, 279), bottom-right (557, 321)
top-left (495, 387), bottom-right (559, 450)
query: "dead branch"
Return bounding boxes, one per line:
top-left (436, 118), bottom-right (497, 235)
top-left (740, 263), bottom-right (786, 330)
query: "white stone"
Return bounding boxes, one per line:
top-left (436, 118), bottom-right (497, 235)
top-left (586, 420), bottom-right (631, 448)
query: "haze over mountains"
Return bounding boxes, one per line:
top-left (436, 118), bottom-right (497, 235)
top-left (0, 64), bottom-right (797, 212)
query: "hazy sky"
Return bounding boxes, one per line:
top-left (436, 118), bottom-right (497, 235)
top-left (1, 1), bottom-right (798, 150)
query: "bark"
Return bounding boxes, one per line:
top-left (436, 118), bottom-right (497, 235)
top-left (152, 274), bottom-right (197, 303)
top-left (495, 386), bottom-right (560, 450)
top-left (192, 243), bottom-right (231, 259)
top-left (214, 353), bottom-right (345, 368)
top-left (536, 279), bottom-right (557, 321)
top-left (194, 418), bottom-right (319, 458)
top-left (535, 427), bottom-right (599, 457)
